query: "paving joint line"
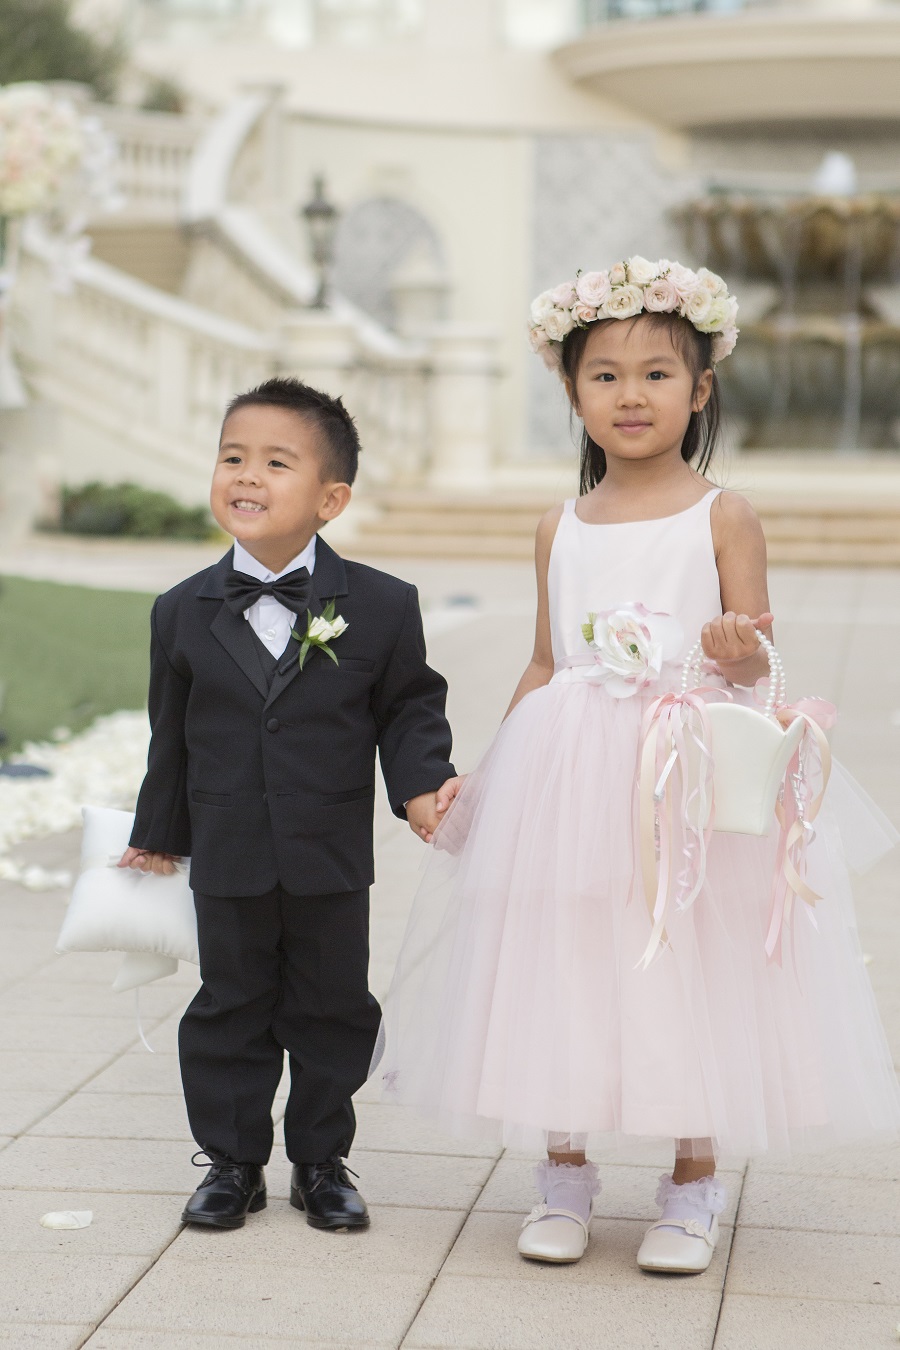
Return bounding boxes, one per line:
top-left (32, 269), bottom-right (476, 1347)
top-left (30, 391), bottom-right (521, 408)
top-left (396, 1149), bottom-right (504, 1350)
top-left (711, 1158), bottom-right (749, 1348)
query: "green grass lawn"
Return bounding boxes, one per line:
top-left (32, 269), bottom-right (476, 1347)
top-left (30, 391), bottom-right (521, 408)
top-left (0, 576), bottom-right (154, 755)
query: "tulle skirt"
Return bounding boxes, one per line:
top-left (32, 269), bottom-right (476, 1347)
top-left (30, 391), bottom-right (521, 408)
top-left (379, 679), bottom-right (900, 1158)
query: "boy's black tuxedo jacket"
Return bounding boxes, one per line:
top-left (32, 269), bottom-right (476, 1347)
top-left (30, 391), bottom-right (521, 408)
top-left (129, 537), bottom-right (455, 897)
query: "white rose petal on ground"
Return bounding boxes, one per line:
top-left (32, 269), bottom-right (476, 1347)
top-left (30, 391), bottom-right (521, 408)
top-left (40, 1210), bottom-right (93, 1230)
top-left (0, 711), bottom-right (151, 888)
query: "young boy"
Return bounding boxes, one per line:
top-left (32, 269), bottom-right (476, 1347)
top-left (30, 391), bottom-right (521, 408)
top-left (120, 378), bottom-right (455, 1232)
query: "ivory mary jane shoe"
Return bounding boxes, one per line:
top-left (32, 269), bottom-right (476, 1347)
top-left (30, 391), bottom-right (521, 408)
top-left (637, 1213), bottom-right (720, 1274)
top-left (517, 1202), bottom-right (592, 1264)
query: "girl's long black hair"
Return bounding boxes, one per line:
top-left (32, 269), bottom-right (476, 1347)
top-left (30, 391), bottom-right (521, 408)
top-left (560, 313), bottom-right (723, 496)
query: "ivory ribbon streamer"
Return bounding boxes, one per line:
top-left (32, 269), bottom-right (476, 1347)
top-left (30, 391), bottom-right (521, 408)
top-left (637, 690), bottom-right (719, 970)
top-left (765, 697), bottom-right (836, 965)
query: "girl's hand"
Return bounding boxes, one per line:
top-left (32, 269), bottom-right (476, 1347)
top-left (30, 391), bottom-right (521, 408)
top-left (118, 847), bottom-right (181, 876)
top-left (436, 775), bottom-right (467, 818)
top-left (701, 611), bottom-right (774, 668)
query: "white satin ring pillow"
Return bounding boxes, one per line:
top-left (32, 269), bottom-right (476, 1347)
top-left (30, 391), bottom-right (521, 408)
top-left (56, 806), bottom-right (199, 965)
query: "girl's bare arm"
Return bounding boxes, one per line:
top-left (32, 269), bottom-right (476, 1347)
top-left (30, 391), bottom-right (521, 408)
top-left (503, 505), bottom-right (562, 719)
top-left (705, 491), bottom-right (774, 686)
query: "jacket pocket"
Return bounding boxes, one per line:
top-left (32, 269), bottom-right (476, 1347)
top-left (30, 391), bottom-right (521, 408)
top-left (336, 657), bottom-right (376, 673)
top-left (191, 790), bottom-right (232, 807)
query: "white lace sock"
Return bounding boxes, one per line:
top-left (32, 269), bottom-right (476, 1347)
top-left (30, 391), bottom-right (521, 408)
top-left (654, 1174), bottom-right (727, 1238)
top-left (532, 1159), bottom-right (600, 1226)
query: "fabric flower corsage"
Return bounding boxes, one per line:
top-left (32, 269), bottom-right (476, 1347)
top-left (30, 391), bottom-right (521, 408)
top-left (581, 603), bottom-right (683, 698)
top-left (291, 600), bottom-right (348, 669)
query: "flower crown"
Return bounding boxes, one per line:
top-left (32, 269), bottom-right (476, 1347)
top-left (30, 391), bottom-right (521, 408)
top-left (528, 256), bottom-right (739, 376)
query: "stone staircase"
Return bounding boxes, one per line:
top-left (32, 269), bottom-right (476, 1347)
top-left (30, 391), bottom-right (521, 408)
top-left (351, 488), bottom-right (900, 565)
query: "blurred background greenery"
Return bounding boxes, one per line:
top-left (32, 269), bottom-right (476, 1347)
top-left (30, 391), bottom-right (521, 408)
top-left (0, 577), bottom-right (152, 755)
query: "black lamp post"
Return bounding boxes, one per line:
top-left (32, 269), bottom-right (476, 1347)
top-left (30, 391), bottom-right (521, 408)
top-left (301, 175), bottom-right (339, 309)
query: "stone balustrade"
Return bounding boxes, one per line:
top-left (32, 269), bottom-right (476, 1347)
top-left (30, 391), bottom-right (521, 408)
top-left (95, 107), bottom-right (206, 222)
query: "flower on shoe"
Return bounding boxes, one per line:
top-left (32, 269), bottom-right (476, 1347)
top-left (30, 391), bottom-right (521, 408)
top-left (581, 603), bottom-right (684, 698)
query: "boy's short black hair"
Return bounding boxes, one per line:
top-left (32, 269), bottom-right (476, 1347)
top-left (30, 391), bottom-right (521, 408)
top-left (223, 377), bottom-right (361, 485)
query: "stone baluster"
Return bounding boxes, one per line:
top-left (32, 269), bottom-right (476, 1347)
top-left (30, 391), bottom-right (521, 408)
top-left (426, 323), bottom-right (500, 491)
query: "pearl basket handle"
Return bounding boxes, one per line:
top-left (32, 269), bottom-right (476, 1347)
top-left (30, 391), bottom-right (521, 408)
top-left (681, 630), bottom-right (785, 716)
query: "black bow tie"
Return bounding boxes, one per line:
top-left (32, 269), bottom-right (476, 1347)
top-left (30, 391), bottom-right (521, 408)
top-left (223, 567), bottom-right (312, 617)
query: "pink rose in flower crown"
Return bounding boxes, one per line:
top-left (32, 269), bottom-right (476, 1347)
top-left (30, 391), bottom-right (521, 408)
top-left (603, 284), bottom-right (644, 320)
top-left (680, 288), bottom-right (714, 326)
top-left (665, 262), bottom-right (702, 301)
top-left (575, 270), bottom-right (611, 308)
top-left (581, 603), bottom-right (684, 699)
top-left (608, 261), bottom-right (628, 287)
top-left (573, 300), bottom-right (598, 324)
top-left (711, 326), bottom-right (738, 361)
top-left (642, 277), bottom-right (680, 313)
top-left (550, 281), bottom-right (578, 308)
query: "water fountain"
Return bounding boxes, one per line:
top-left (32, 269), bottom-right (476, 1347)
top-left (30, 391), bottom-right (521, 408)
top-left (675, 154), bottom-right (900, 451)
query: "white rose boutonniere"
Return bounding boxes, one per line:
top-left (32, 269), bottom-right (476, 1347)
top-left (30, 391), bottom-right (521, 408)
top-left (291, 600), bottom-right (349, 669)
top-left (581, 603), bottom-right (683, 698)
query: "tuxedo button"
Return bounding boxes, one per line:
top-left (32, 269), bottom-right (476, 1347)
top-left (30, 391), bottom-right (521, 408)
top-left (264, 627), bottom-right (277, 641)
top-left (266, 717), bottom-right (280, 733)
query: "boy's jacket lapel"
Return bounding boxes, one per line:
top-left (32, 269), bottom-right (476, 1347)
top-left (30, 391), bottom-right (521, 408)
top-left (198, 539), bottom-right (350, 707)
top-left (201, 551), bottom-right (270, 699)
top-left (264, 537), bottom-right (349, 711)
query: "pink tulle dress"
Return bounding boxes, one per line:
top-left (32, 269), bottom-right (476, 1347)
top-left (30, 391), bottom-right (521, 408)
top-left (380, 491), bottom-right (900, 1158)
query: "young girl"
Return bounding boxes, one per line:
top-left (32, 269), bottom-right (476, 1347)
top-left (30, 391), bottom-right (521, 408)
top-left (380, 258), bottom-right (900, 1272)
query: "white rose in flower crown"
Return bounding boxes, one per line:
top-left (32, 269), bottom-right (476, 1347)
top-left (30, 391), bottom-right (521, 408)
top-left (626, 255), bottom-right (659, 287)
top-left (711, 325), bottom-right (738, 362)
top-left (609, 261), bottom-right (628, 287)
top-left (695, 295), bottom-right (732, 333)
top-left (680, 288), bottom-right (714, 326)
top-left (576, 270), bottom-right (611, 308)
top-left (582, 604), bottom-right (684, 699)
top-left (573, 300), bottom-right (598, 324)
top-left (550, 281), bottom-right (577, 308)
top-left (528, 325), bottom-right (550, 354)
top-left (530, 290), bottom-right (557, 326)
top-left (603, 284), bottom-right (645, 320)
top-left (696, 267), bottom-right (728, 298)
top-left (642, 277), bottom-right (680, 313)
top-left (542, 306), bottom-right (576, 341)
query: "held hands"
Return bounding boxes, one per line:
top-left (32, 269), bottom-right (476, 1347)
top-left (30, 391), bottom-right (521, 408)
top-left (701, 611), bottom-right (775, 681)
top-left (407, 775), bottom-right (468, 844)
top-left (117, 847), bottom-right (181, 876)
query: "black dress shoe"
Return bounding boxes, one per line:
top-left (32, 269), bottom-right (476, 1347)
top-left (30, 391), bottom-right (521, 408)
top-left (290, 1157), bottom-right (370, 1231)
top-left (182, 1153), bottom-right (267, 1229)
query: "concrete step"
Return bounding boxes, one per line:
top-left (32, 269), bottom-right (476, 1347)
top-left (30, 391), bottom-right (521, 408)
top-left (351, 491), bottom-right (900, 565)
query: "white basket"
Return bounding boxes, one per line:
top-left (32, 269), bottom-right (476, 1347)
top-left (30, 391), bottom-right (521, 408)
top-left (679, 632), bottom-right (805, 836)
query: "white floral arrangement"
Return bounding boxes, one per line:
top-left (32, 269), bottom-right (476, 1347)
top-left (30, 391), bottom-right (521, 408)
top-left (0, 84), bottom-right (87, 218)
top-left (528, 256), bottom-right (739, 376)
top-left (581, 604), bottom-right (684, 698)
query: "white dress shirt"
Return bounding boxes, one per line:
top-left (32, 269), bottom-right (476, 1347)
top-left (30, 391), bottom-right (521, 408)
top-left (232, 538), bottom-right (317, 657)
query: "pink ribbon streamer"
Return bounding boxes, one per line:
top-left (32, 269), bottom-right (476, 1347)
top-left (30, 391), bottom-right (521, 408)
top-left (637, 689), bottom-right (722, 970)
top-left (764, 697), bottom-right (836, 966)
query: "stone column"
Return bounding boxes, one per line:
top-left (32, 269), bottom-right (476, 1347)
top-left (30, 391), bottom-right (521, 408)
top-left (427, 323), bottom-right (500, 492)
top-left (277, 311), bottom-right (358, 401)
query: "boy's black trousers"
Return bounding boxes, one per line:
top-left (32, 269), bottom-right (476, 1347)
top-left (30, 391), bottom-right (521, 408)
top-left (179, 885), bottom-right (381, 1165)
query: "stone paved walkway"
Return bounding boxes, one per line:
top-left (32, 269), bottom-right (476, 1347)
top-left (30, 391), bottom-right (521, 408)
top-left (0, 543), bottom-right (899, 1348)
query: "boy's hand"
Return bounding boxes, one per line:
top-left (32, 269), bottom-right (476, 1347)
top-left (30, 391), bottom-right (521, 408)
top-left (701, 611), bottom-right (775, 679)
top-left (118, 847), bottom-right (181, 876)
top-left (435, 775), bottom-right (466, 818)
top-left (406, 793), bottom-right (440, 844)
